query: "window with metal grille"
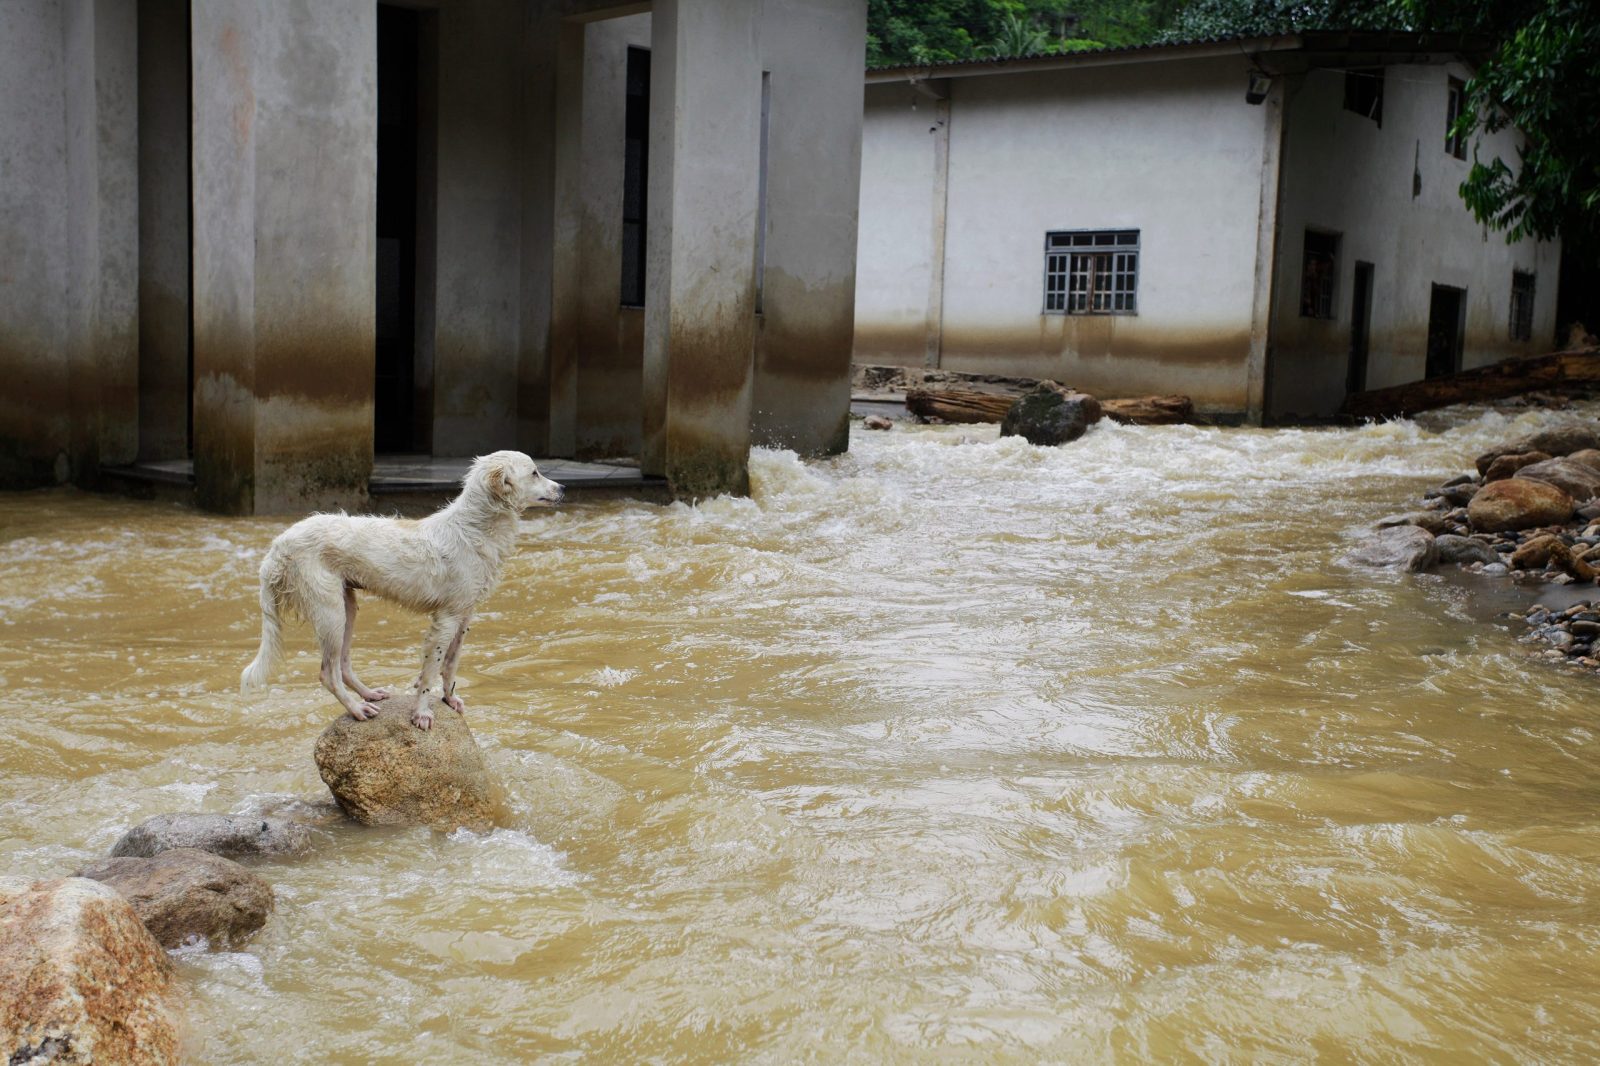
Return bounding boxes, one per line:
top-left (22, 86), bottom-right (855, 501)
top-left (1043, 230), bottom-right (1139, 314)
top-left (1511, 270), bottom-right (1535, 341)
top-left (1300, 230), bottom-right (1338, 319)
top-left (1446, 77), bottom-right (1467, 159)
top-left (1343, 68), bottom-right (1384, 126)
top-left (620, 47), bottom-right (650, 308)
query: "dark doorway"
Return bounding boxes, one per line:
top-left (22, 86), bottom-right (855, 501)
top-left (620, 47), bottom-right (650, 308)
top-left (1346, 261), bottom-right (1374, 394)
top-left (1426, 284), bottom-right (1466, 379)
top-left (376, 5), bottom-right (423, 454)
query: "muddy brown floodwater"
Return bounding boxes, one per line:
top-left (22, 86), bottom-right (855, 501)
top-left (4, 407), bottom-right (1600, 1062)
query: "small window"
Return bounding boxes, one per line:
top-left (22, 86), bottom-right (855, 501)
top-left (1343, 68), bottom-right (1384, 126)
top-left (1446, 77), bottom-right (1467, 159)
top-left (1300, 230), bottom-right (1339, 319)
top-left (1510, 271), bottom-right (1535, 341)
top-left (1043, 230), bottom-right (1139, 314)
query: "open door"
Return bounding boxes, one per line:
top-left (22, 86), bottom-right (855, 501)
top-left (1346, 261), bottom-right (1373, 395)
top-left (1426, 284), bottom-right (1466, 379)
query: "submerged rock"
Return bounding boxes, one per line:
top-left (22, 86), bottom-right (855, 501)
top-left (1375, 511), bottom-right (1448, 535)
top-left (313, 694), bottom-right (498, 832)
top-left (1435, 534), bottom-right (1499, 566)
top-left (862, 415), bottom-right (893, 431)
top-left (77, 848), bottom-right (273, 951)
top-left (1516, 457), bottom-right (1600, 502)
top-left (111, 813), bottom-right (313, 861)
top-left (999, 383), bottom-right (1103, 446)
top-left (0, 877), bottom-right (178, 1066)
top-left (1348, 526), bottom-right (1438, 572)
top-left (1467, 478), bottom-right (1575, 533)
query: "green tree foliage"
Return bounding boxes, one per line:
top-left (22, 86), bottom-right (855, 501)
top-left (866, 0), bottom-right (1182, 67)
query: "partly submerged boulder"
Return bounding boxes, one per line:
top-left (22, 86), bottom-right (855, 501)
top-left (111, 813), bottom-right (313, 861)
top-left (1515, 457), bottom-right (1600, 502)
top-left (0, 877), bottom-right (178, 1066)
top-left (1435, 534), bottom-right (1499, 566)
top-left (1000, 383), bottom-right (1103, 446)
top-left (1467, 477), bottom-right (1575, 533)
top-left (313, 694), bottom-right (497, 832)
top-left (1348, 526), bottom-right (1438, 572)
top-left (77, 848), bottom-right (273, 951)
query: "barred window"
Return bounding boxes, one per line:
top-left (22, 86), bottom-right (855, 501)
top-left (1446, 77), bottom-right (1467, 160)
top-left (1511, 270), bottom-right (1535, 341)
top-left (1300, 230), bottom-right (1339, 319)
top-left (1044, 230), bottom-right (1139, 314)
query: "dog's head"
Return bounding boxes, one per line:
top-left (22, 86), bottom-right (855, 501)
top-left (470, 451), bottom-right (564, 511)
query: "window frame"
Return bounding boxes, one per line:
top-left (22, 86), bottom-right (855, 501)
top-left (1042, 230), bottom-right (1140, 316)
top-left (1342, 67), bottom-right (1385, 127)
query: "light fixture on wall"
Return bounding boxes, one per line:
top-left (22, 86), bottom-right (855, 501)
top-left (1245, 70), bottom-right (1272, 105)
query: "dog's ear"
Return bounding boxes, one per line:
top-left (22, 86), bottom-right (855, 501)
top-left (485, 460), bottom-right (515, 502)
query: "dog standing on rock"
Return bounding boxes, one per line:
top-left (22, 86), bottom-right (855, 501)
top-left (240, 451), bottom-right (563, 729)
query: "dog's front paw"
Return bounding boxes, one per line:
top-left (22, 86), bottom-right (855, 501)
top-left (411, 705), bottom-right (434, 731)
top-left (444, 693), bottom-right (465, 715)
top-left (349, 702), bottom-right (381, 721)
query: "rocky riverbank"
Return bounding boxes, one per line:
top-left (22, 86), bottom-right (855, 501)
top-left (1354, 420), bottom-right (1600, 670)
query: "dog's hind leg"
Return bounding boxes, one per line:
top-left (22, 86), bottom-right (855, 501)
top-left (309, 576), bottom-right (382, 721)
top-left (340, 585), bottom-right (391, 703)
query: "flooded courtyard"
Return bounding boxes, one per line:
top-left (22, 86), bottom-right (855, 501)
top-left (3, 408), bottom-right (1600, 1062)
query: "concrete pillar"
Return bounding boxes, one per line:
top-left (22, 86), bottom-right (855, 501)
top-left (431, 0), bottom-right (521, 457)
top-left (191, 0), bottom-right (376, 514)
top-left (750, 0), bottom-right (866, 457)
top-left (0, 0), bottom-right (74, 486)
top-left (644, 0), bottom-right (763, 498)
top-left (137, 0), bottom-right (191, 461)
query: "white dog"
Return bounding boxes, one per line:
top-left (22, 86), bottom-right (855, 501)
top-left (239, 451), bottom-right (564, 729)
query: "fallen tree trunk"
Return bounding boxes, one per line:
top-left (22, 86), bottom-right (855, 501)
top-left (905, 387), bottom-right (1017, 424)
top-left (1342, 347), bottom-right (1600, 419)
top-left (1101, 394), bottom-right (1194, 425)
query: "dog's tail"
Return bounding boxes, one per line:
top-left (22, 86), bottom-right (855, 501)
top-left (240, 545), bottom-right (291, 694)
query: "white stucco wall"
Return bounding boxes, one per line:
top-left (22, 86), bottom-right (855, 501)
top-left (856, 56), bottom-right (1275, 412)
top-left (1269, 62), bottom-right (1561, 418)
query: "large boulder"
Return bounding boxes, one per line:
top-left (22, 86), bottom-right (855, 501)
top-left (1476, 423), bottom-right (1600, 474)
top-left (1347, 526), bottom-right (1438, 572)
top-left (111, 813), bottom-right (313, 861)
top-left (1516, 457), bottom-right (1600, 502)
top-left (1467, 477), bottom-right (1575, 533)
top-left (1483, 450), bottom-right (1551, 482)
top-left (313, 694), bottom-right (498, 832)
top-left (1000, 383), bottom-right (1103, 446)
top-left (0, 877), bottom-right (178, 1066)
top-left (77, 849), bottom-right (273, 951)
top-left (1567, 449), bottom-right (1600, 473)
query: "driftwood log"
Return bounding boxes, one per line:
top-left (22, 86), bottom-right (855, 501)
top-left (905, 387), bottom-right (1016, 424)
top-left (1101, 394), bottom-right (1194, 425)
top-left (906, 385), bottom-right (1194, 426)
top-left (1342, 348), bottom-right (1600, 419)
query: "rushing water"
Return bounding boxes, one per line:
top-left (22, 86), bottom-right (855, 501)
top-left (4, 406), bottom-right (1600, 1063)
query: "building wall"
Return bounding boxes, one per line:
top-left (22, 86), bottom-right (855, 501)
top-left (1269, 61), bottom-right (1561, 418)
top-left (855, 57), bottom-right (1274, 413)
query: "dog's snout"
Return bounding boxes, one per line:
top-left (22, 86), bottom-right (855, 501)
top-left (547, 481), bottom-right (565, 503)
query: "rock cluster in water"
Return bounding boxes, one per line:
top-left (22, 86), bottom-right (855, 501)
top-left (1355, 420), bottom-right (1600, 670)
top-left (5, 696), bottom-right (502, 1060)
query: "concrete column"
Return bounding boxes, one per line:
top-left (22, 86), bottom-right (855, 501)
top-left (1247, 74), bottom-right (1287, 426)
top-left (0, 0), bottom-right (74, 486)
top-left (749, 0), bottom-right (867, 457)
top-left (191, 0), bottom-right (376, 514)
top-left (137, 0), bottom-right (191, 461)
top-left (644, 0), bottom-right (763, 498)
top-left (431, 0), bottom-right (521, 456)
